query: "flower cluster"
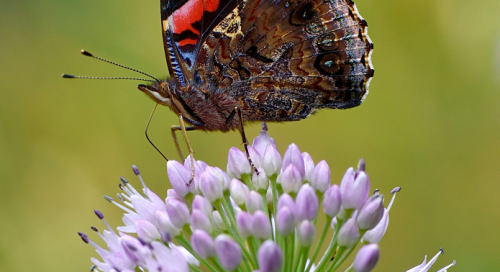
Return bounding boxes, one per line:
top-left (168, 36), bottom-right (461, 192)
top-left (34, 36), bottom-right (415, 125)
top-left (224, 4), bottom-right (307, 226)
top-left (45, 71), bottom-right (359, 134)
top-left (79, 123), bottom-right (455, 272)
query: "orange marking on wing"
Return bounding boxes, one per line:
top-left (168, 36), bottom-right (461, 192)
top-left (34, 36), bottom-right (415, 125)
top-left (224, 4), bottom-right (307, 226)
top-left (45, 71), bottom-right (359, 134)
top-left (178, 38), bottom-right (198, 47)
top-left (172, 0), bottom-right (221, 36)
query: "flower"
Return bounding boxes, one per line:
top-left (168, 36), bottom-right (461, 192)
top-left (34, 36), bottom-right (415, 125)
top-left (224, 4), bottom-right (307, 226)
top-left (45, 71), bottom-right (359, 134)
top-left (406, 248), bottom-right (456, 272)
top-left (79, 123), bottom-right (456, 272)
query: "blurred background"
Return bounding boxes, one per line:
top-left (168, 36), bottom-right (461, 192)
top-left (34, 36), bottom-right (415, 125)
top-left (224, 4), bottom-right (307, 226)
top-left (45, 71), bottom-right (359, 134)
top-left (1, 0), bottom-right (499, 271)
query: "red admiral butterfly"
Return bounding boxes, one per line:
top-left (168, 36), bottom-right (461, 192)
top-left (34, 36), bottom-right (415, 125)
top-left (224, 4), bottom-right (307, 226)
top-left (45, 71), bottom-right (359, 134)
top-left (65, 0), bottom-right (373, 165)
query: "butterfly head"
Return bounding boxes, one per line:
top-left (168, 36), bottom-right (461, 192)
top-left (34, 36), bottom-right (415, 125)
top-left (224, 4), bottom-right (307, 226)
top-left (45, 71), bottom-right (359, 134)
top-left (138, 81), bottom-right (174, 109)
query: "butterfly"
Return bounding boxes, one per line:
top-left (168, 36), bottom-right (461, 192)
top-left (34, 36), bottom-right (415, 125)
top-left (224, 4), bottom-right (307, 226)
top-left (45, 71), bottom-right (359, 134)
top-left (66, 0), bottom-right (373, 167)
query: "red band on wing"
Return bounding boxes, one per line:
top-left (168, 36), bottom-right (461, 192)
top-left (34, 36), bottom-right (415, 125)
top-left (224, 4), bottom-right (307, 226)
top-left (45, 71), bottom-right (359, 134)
top-left (172, 0), bottom-right (221, 37)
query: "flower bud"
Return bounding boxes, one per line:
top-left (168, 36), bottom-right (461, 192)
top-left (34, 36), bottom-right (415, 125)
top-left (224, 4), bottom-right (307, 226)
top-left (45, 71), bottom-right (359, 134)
top-left (166, 161), bottom-right (192, 197)
top-left (257, 241), bottom-right (282, 272)
top-left (191, 229), bottom-right (215, 258)
top-left (276, 206), bottom-right (295, 236)
top-left (338, 218), bottom-right (360, 248)
top-left (230, 178), bottom-right (250, 205)
top-left (263, 144), bottom-right (282, 177)
top-left (353, 244), bottom-right (380, 272)
top-left (191, 209), bottom-right (213, 233)
top-left (252, 128), bottom-right (273, 155)
top-left (296, 184), bottom-right (318, 221)
top-left (215, 234), bottom-right (242, 270)
top-left (192, 195), bottom-right (213, 218)
top-left (297, 220), bottom-right (315, 247)
top-left (323, 184), bottom-right (341, 217)
top-left (356, 194), bottom-right (384, 231)
top-left (156, 210), bottom-right (181, 238)
top-left (251, 210), bottom-right (271, 239)
top-left (282, 144), bottom-right (305, 180)
top-left (236, 211), bottom-right (252, 239)
top-left (135, 220), bottom-right (160, 242)
top-left (248, 145), bottom-right (264, 169)
top-left (166, 199), bottom-right (190, 229)
top-left (199, 170), bottom-right (223, 203)
top-left (281, 165), bottom-right (303, 193)
top-left (227, 147), bottom-right (252, 179)
top-left (310, 160), bottom-right (330, 193)
top-left (340, 168), bottom-right (370, 210)
top-left (245, 190), bottom-right (264, 214)
top-left (252, 167), bottom-right (269, 191)
top-left (212, 210), bottom-right (226, 231)
top-left (362, 208), bottom-right (389, 244)
top-left (302, 152), bottom-right (314, 182)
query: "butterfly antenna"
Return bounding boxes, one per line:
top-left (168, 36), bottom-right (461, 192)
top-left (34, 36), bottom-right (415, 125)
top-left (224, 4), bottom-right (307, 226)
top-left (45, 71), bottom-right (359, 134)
top-left (62, 50), bottom-right (160, 83)
top-left (145, 104), bottom-right (168, 161)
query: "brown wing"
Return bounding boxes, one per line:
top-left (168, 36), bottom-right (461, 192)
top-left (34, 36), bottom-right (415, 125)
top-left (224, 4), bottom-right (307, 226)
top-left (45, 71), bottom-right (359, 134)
top-left (193, 0), bottom-right (374, 122)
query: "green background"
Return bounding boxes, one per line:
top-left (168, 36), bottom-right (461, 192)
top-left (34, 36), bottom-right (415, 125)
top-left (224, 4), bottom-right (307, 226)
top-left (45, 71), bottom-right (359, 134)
top-left (1, 0), bottom-right (499, 271)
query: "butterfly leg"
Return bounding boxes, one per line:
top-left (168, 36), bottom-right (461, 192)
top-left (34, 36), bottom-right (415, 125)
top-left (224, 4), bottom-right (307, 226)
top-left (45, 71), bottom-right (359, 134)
top-left (171, 114), bottom-right (197, 183)
top-left (145, 104), bottom-right (168, 160)
top-left (232, 107), bottom-right (259, 175)
top-left (170, 123), bottom-right (197, 162)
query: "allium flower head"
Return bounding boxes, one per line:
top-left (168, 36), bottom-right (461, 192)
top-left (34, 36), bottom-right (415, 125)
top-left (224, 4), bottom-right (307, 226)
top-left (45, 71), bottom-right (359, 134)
top-left (79, 124), bottom-right (456, 272)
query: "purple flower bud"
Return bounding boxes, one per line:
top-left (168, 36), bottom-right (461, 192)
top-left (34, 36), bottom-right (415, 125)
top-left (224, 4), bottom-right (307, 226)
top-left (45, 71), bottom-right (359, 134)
top-left (353, 244), bottom-right (379, 272)
top-left (340, 168), bottom-right (370, 210)
top-left (362, 208), bottom-right (388, 244)
top-left (246, 190), bottom-right (264, 214)
top-left (282, 144), bottom-right (305, 180)
top-left (156, 210), bottom-right (181, 237)
top-left (215, 234), bottom-right (242, 270)
top-left (296, 184), bottom-right (318, 221)
top-left (356, 194), bottom-right (384, 231)
top-left (297, 220), bottom-right (315, 247)
top-left (230, 178), bottom-right (250, 205)
top-left (166, 199), bottom-right (190, 229)
top-left (251, 211), bottom-right (271, 239)
top-left (167, 161), bottom-right (192, 197)
top-left (252, 167), bottom-right (269, 191)
top-left (248, 145), bottom-right (264, 169)
top-left (227, 147), bottom-right (252, 179)
top-left (212, 210), bottom-right (226, 231)
top-left (323, 184), bottom-right (341, 217)
top-left (135, 220), bottom-right (160, 242)
top-left (236, 211), bottom-right (252, 239)
top-left (338, 218), bottom-right (360, 247)
top-left (204, 166), bottom-right (231, 191)
top-left (302, 152), bottom-right (314, 182)
top-left (257, 241), bottom-right (282, 272)
top-left (183, 155), bottom-right (204, 177)
top-left (281, 165), bottom-right (303, 193)
top-left (166, 189), bottom-right (179, 200)
top-left (276, 206), bottom-right (295, 236)
top-left (191, 230), bottom-right (215, 258)
top-left (331, 217), bottom-right (338, 229)
top-left (191, 209), bottom-right (213, 233)
top-left (310, 160), bottom-right (330, 193)
top-left (199, 170), bottom-right (223, 203)
top-left (262, 144), bottom-right (281, 177)
top-left (192, 195), bottom-right (213, 219)
top-left (277, 194), bottom-right (297, 227)
top-left (252, 129), bottom-right (273, 155)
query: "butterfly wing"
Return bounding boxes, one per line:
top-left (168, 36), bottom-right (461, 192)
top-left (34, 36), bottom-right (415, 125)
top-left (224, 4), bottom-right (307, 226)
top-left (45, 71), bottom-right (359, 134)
top-left (160, 0), bottom-right (241, 88)
top-left (194, 0), bottom-right (374, 121)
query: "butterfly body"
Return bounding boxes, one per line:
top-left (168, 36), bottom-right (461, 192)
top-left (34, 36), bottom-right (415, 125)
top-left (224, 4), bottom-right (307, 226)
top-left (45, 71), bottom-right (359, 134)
top-left (139, 0), bottom-right (374, 132)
